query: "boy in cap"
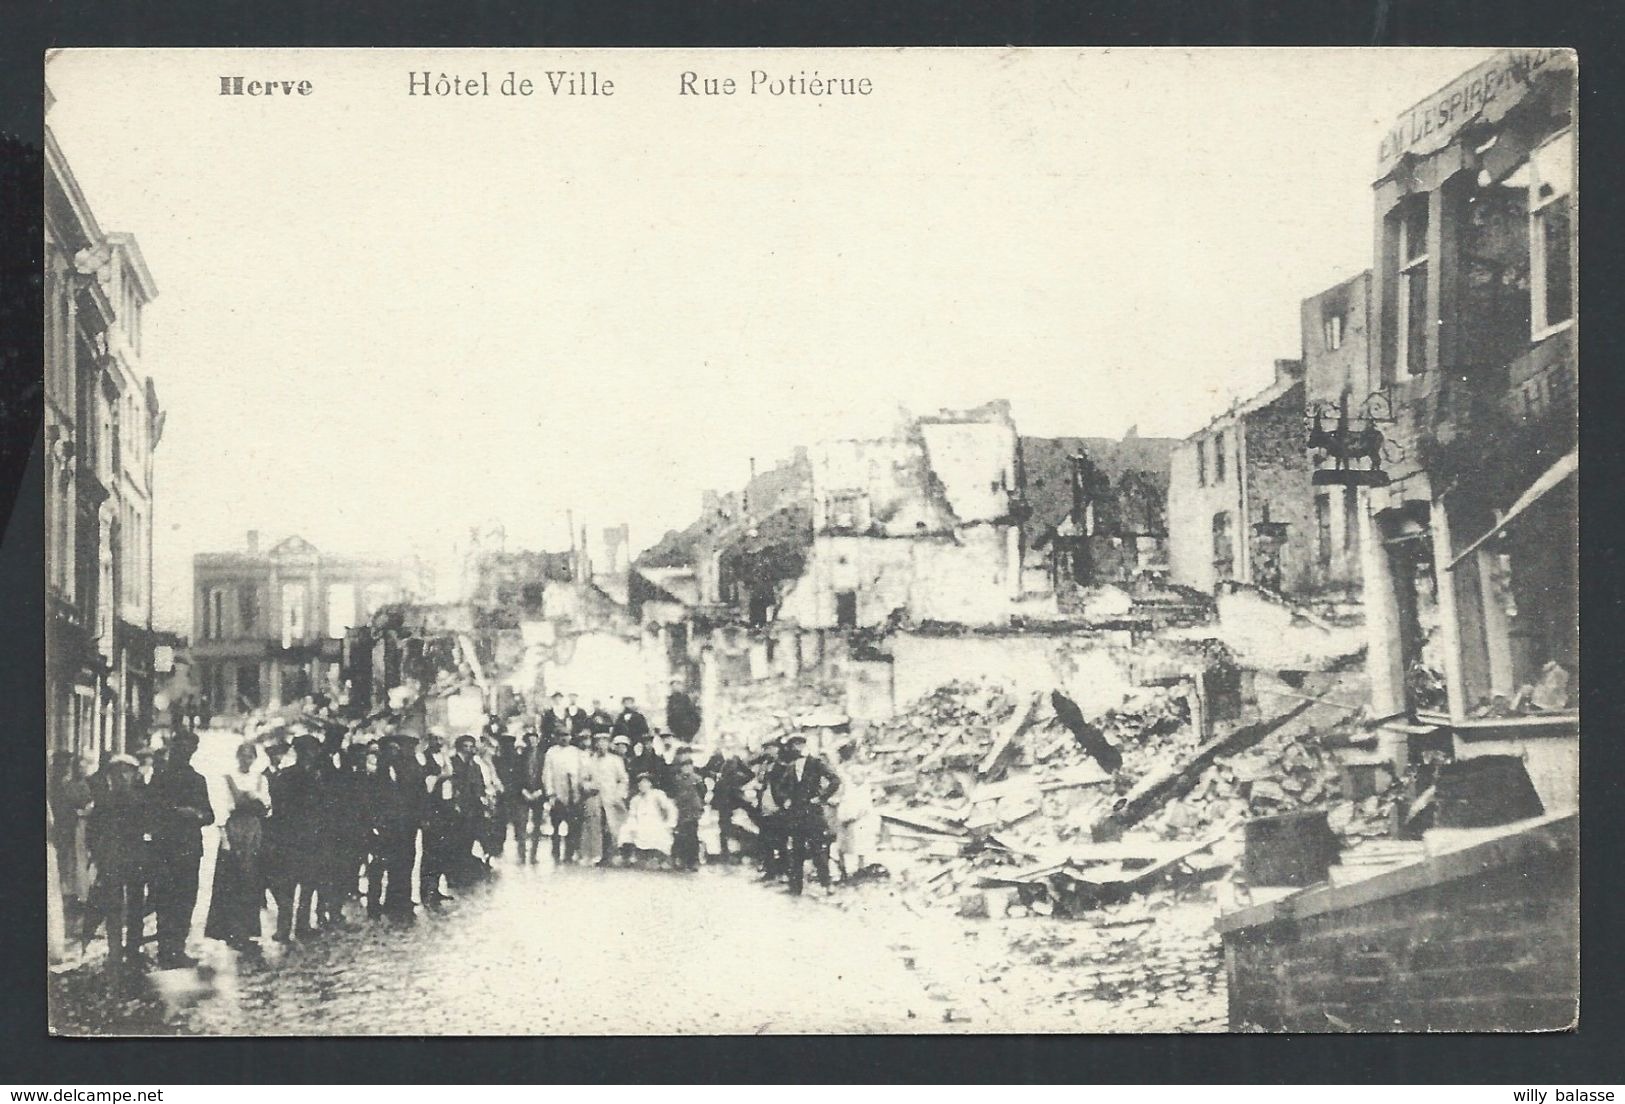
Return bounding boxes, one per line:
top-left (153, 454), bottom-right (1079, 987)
top-left (754, 738), bottom-right (789, 881)
top-left (669, 749), bottom-right (707, 872)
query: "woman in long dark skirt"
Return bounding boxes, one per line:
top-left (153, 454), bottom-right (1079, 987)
top-left (205, 742), bottom-right (271, 951)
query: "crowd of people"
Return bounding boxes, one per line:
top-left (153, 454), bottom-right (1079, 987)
top-left (50, 733), bottom-right (212, 970)
top-left (47, 689), bottom-right (884, 971)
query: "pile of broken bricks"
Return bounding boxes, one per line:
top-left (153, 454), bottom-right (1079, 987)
top-left (851, 673), bottom-right (1409, 924)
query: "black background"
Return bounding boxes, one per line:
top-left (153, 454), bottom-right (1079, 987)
top-left (1, 0), bottom-right (1622, 1085)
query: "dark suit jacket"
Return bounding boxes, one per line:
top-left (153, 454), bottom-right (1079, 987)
top-left (450, 754), bottom-right (487, 819)
top-left (542, 710), bottom-right (572, 742)
top-left (522, 745), bottom-right (547, 793)
top-left (769, 755), bottom-right (840, 818)
top-left (149, 763), bottom-right (215, 859)
top-left (612, 709), bottom-right (651, 740)
top-left (88, 782), bottom-right (154, 879)
top-left (666, 692), bottom-right (702, 742)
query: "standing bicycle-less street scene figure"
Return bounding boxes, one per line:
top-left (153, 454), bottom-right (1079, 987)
top-left (43, 47), bottom-right (1578, 1038)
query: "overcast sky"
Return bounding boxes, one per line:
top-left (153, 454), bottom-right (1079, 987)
top-left (45, 47), bottom-right (1492, 632)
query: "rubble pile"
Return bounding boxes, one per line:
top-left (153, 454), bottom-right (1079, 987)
top-left (834, 676), bottom-right (1400, 1033)
top-left (1139, 714), bottom-right (1347, 839)
top-left (712, 673), bottom-right (846, 750)
top-left (861, 681), bottom-right (1020, 803)
top-left (1136, 693), bottom-right (1402, 848)
top-left (1095, 689), bottom-right (1199, 784)
top-left (849, 679), bottom-right (1211, 913)
top-left (862, 682), bottom-right (1196, 810)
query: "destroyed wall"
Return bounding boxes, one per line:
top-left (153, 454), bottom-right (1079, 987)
top-left (779, 526), bottom-right (1020, 629)
top-left (779, 405), bottom-right (1023, 628)
top-left (698, 626), bottom-right (849, 750)
top-left (1173, 585), bottom-right (1366, 672)
top-left (1018, 433), bottom-right (1177, 589)
top-left (889, 629), bottom-right (1147, 719)
top-left (910, 525), bottom-right (1022, 623)
top-left (916, 416), bottom-right (1018, 524)
top-left (1219, 815), bottom-right (1577, 1031)
top-left (540, 580), bottom-right (633, 631)
top-left (810, 435), bottom-right (955, 537)
top-left (779, 535), bottom-right (912, 628)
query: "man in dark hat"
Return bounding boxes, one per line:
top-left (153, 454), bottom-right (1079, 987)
top-left (268, 734), bottom-right (325, 940)
top-left (147, 730), bottom-right (214, 967)
top-left (373, 734), bottom-right (421, 919)
top-left (612, 696), bottom-right (651, 743)
top-left (706, 739), bottom-right (757, 864)
top-left (446, 734), bottom-right (488, 886)
top-left (541, 692), bottom-right (571, 745)
top-left (495, 731), bottom-right (526, 861)
top-left (516, 727), bottom-right (546, 864)
top-left (769, 734), bottom-right (840, 896)
top-left (419, 734), bottom-right (457, 905)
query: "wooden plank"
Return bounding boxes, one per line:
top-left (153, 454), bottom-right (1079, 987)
top-left (977, 691), bottom-right (1044, 777)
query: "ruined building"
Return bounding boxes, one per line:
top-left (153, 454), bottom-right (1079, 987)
top-left (639, 449), bottom-right (816, 626)
top-left (1219, 49), bottom-right (1578, 1034)
top-left (1165, 266), bottom-right (1378, 604)
top-left (778, 401), bottom-right (1023, 628)
top-left (1017, 429), bottom-right (1176, 596)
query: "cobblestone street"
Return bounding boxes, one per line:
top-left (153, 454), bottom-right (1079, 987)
top-left (53, 858), bottom-right (961, 1036)
top-left (48, 728), bottom-right (1224, 1036)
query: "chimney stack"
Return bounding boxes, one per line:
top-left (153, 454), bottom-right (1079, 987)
top-left (247, 529), bottom-right (260, 553)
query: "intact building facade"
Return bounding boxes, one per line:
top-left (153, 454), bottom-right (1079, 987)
top-left (1300, 271), bottom-right (1373, 597)
top-left (191, 533), bottom-right (406, 714)
top-left (1359, 50), bottom-right (1577, 742)
top-left (1167, 360), bottom-right (1311, 596)
top-left (45, 98), bottom-right (165, 761)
